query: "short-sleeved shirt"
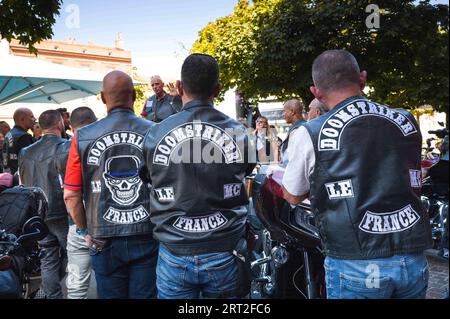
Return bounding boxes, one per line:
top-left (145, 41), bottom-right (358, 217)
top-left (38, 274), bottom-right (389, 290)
top-left (141, 93), bottom-right (182, 123)
top-left (282, 126), bottom-right (315, 196)
top-left (64, 134), bottom-right (82, 191)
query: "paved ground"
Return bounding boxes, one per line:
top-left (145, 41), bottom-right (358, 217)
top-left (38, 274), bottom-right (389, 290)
top-left (26, 251), bottom-right (447, 299)
top-left (426, 250), bottom-right (449, 299)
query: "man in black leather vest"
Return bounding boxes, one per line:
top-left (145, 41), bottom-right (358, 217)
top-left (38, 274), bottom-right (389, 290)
top-left (63, 71), bottom-right (158, 299)
top-left (2, 108), bottom-right (36, 175)
top-left (282, 50), bottom-right (432, 299)
top-left (141, 54), bottom-right (255, 299)
top-left (19, 110), bottom-right (69, 299)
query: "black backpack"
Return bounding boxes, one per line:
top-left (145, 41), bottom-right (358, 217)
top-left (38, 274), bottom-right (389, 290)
top-left (0, 186), bottom-right (48, 236)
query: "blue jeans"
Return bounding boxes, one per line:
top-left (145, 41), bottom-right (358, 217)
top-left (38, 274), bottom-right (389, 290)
top-left (324, 253), bottom-right (429, 299)
top-left (157, 244), bottom-right (239, 299)
top-left (0, 269), bottom-right (21, 298)
top-left (90, 234), bottom-right (158, 299)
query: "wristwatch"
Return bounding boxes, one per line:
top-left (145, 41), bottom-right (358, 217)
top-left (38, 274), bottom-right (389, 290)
top-left (76, 228), bottom-right (88, 236)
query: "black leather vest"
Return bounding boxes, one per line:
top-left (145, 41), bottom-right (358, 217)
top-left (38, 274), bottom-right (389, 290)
top-left (77, 108), bottom-right (155, 238)
top-left (142, 100), bottom-right (255, 255)
top-left (18, 135), bottom-right (68, 221)
top-left (304, 96), bottom-right (432, 259)
top-left (2, 126), bottom-right (34, 174)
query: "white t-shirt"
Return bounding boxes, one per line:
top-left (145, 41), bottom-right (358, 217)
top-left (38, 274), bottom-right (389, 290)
top-left (282, 126), bottom-right (316, 196)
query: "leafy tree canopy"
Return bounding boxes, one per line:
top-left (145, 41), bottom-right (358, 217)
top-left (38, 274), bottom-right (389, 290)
top-left (192, 0), bottom-right (449, 113)
top-left (0, 0), bottom-right (63, 54)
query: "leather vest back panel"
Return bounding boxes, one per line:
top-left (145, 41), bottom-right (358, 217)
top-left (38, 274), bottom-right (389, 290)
top-left (305, 96), bottom-right (432, 259)
top-left (142, 100), bottom-right (255, 255)
top-left (77, 108), bottom-right (155, 238)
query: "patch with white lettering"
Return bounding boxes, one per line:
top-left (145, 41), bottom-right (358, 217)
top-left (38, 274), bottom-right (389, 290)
top-left (154, 187), bottom-right (175, 202)
top-left (359, 204), bottom-right (420, 234)
top-left (173, 212), bottom-right (228, 233)
top-left (409, 169), bottom-right (422, 188)
top-left (152, 121), bottom-right (243, 166)
top-left (103, 205), bottom-right (150, 224)
top-left (87, 131), bottom-right (144, 166)
top-left (91, 180), bottom-right (101, 193)
top-left (223, 183), bottom-right (242, 199)
top-left (318, 100), bottom-right (417, 151)
top-left (324, 179), bottom-right (354, 199)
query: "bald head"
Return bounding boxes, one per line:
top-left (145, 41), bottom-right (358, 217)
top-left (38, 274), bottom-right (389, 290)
top-left (101, 71), bottom-right (136, 111)
top-left (13, 108), bottom-right (36, 131)
top-left (283, 99), bottom-right (304, 124)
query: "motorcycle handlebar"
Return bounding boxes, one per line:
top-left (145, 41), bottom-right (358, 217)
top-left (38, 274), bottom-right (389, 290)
top-left (428, 128), bottom-right (449, 138)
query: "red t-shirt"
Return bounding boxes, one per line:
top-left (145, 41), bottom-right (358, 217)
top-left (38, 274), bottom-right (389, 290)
top-left (64, 134), bottom-right (82, 191)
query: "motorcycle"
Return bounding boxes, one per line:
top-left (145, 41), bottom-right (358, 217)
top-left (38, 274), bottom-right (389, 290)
top-left (0, 216), bottom-right (48, 299)
top-left (421, 127), bottom-right (449, 259)
top-left (247, 165), bottom-right (326, 299)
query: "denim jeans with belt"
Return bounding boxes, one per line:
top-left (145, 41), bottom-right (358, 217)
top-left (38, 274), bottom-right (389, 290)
top-left (90, 233), bottom-right (158, 299)
top-left (324, 253), bottom-right (429, 299)
top-left (156, 244), bottom-right (239, 299)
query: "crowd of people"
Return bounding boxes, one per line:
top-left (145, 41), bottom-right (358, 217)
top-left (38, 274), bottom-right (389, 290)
top-left (0, 50), bottom-right (434, 299)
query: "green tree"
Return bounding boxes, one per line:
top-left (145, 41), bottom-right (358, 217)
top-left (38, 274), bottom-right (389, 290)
top-left (0, 0), bottom-right (63, 54)
top-left (129, 68), bottom-right (150, 116)
top-left (192, 0), bottom-right (449, 114)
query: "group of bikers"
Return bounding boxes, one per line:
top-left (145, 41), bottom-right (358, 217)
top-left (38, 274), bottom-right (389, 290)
top-left (0, 50), bottom-right (434, 299)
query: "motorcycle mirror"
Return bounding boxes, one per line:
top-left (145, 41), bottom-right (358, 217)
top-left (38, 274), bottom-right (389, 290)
top-left (17, 216), bottom-right (49, 244)
top-left (0, 255), bottom-right (12, 271)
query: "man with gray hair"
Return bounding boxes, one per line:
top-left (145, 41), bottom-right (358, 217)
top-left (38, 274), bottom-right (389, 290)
top-left (307, 98), bottom-right (328, 121)
top-left (141, 75), bottom-right (182, 123)
top-left (282, 50), bottom-right (432, 299)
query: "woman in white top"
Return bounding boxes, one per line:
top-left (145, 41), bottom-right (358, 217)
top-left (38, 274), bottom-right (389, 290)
top-left (253, 116), bottom-right (279, 163)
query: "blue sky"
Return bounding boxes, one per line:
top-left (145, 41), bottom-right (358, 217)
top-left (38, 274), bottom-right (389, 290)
top-left (52, 0), bottom-right (238, 79)
top-left (51, 0), bottom-right (449, 80)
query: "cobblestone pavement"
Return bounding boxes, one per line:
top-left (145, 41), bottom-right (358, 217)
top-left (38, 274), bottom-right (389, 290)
top-left (426, 250), bottom-right (449, 299)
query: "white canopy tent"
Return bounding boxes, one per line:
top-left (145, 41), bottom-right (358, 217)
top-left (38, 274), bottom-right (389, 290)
top-left (0, 40), bottom-right (104, 106)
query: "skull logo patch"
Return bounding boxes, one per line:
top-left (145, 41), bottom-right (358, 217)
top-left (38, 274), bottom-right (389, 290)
top-left (103, 155), bottom-right (143, 206)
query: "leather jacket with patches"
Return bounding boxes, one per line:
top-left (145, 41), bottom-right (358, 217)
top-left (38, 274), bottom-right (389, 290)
top-left (18, 135), bottom-right (68, 221)
top-left (2, 126), bottom-right (35, 174)
top-left (304, 96), bottom-right (432, 259)
top-left (142, 100), bottom-right (256, 255)
top-left (77, 108), bottom-right (155, 238)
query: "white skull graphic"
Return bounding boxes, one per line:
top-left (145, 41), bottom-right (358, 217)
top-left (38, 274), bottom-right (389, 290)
top-left (103, 155), bottom-right (142, 205)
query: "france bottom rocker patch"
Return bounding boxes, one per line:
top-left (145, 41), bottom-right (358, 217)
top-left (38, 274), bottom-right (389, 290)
top-left (359, 204), bottom-right (420, 234)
